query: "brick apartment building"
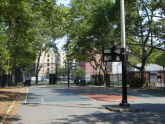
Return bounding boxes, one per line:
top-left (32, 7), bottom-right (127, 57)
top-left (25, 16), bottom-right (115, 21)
top-left (77, 54), bottom-right (122, 82)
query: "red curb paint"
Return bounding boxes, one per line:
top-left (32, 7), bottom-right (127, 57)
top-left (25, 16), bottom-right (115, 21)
top-left (83, 94), bottom-right (139, 101)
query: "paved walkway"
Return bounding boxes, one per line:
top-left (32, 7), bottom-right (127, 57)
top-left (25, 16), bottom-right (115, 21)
top-left (10, 85), bottom-right (165, 124)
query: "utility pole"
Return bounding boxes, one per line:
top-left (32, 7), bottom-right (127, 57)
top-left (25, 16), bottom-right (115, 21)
top-left (119, 0), bottom-right (129, 107)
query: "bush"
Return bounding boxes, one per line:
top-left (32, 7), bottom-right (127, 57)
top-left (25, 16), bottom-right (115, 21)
top-left (87, 81), bottom-right (95, 85)
top-left (144, 80), bottom-right (151, 87)
top-left (128, 77), bottom-right (143, 88)
top-left (111, 81), bottom-right (122, 85)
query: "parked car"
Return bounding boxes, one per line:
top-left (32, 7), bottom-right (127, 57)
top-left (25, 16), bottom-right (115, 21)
top-left (31, 77), bottom-right (36, 81)
top-left (31, 77), bottom-right (45, 81)
top-left (45, 78), bottom-right (49, 81)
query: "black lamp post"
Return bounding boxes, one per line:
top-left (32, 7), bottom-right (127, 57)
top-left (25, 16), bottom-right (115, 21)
top-left (119, 0), bottom-right (129, 107)
top-left (65, 57), bottom-right (71, 88)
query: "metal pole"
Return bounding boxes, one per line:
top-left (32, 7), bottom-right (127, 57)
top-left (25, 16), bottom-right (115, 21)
top-left (117, 64), bottom-right (119, 87)
top-left (163, 64), bottom-right (165, 90)
top-left (67, 61), bottom-right (70, 88)
top-left (121, 0), bottom-right (126, 49)
top-left (81, 63), bottom-right (82, 80)
top-left (67, 58), bottom-right (70, 88)
top-left (119, 0), bottom-right (129, 107)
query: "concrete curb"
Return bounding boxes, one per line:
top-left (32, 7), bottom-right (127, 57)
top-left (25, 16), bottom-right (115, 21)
top-left (0, 88), bottom-right (24, 124)
top-left (105, 105), bottom-right (144, 112)
top-left (0, 100), bottom-right (16, 124)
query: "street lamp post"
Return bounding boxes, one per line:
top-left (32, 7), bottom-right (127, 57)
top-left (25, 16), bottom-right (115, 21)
top-left (119, 0), bottom-right (129, 107)
top-left (67, 63), bottom-right (70, 88)
top-left (66, 57), bottom-right (70, 88)
top-left (103, 0), bottom-right (129, 107)
top-left (163, 64), bottom-right (165, 90)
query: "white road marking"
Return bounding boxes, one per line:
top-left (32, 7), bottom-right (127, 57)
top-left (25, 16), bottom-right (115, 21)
top-left (24, 88), bottom-right (29, 104)
top-left (41, 97), bottom-right (45, 103)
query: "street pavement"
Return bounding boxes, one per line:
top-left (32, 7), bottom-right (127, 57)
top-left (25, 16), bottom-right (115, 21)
top-left (10, 85), bottom-right (165, 124)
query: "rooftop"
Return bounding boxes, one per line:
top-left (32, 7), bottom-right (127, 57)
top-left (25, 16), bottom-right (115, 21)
top-left (130, 64), bottom-right (164, 72)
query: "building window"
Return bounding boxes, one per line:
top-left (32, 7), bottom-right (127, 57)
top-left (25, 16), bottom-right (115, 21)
top-left (47, 59), bottom-right (49, 62)
top-left (47, 63), bottom-right (49, 66)
top-left (47, 68), bottom-right (49, 71)
top-left (47, 54), bottom-right (49, 57)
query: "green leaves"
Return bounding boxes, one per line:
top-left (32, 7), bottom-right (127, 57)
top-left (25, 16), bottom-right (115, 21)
top-left (66, 0), bottom-right (122, 66)
top-left (0, 0), bottom-right (66, 75)
top-left (155, 51), bottom-right (165, 67)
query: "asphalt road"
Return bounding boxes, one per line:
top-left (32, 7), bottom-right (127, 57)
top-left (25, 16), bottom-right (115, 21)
top-left (10, 85), bottom-right (165, 124)
top-left (25, 86), bottom-right (92, 103)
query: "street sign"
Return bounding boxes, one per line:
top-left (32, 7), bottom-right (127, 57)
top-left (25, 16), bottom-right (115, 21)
top-left (103, 46), bottom-right (124, 62)
top-left (65, 62), bottom-right (76, 70)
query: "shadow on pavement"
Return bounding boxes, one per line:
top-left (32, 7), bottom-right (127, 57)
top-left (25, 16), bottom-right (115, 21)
top-left (53, 103), bottom-right (165, 124)
top-left (4, 115), bottom-right (22, 123)
top-left (48, 85), bottom-right (165, 98)
top-left (128, 89), bottom-right (165, 98)
top-left (131, 103), bottom-right (165, 113)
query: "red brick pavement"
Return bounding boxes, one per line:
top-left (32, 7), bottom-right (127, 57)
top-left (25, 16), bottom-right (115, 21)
top-left (83, 94), bottom-right (139, 101)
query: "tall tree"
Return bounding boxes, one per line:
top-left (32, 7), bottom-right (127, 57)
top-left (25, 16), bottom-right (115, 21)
top-left (155, 51), bottom-right (165, 67)
top-left (29, 0), bottom-right (66, 84)
top-left (0, 0), bottom-right (35, 86)
top-left (66, 0), bottom-right (165, 87)
top-left (0, 0), bottom-right (66, 86)
top-left (66, 0), bottom-right (117, 75)
top-left (126, 0), bottom-right (165, 85)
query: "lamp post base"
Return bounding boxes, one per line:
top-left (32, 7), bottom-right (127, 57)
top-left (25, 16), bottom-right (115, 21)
top-left (119, 101), bottom-right (130, 107)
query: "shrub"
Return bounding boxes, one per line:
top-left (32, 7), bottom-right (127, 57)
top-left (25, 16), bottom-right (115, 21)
top-left (128, 77), bottom-right (143, 88)
top-left (87, 81), bottom-right (95, 85)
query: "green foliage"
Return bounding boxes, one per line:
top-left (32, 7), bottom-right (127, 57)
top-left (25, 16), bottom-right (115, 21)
top-left (57, 67), bottom-right (85, 79)
top-left (155, 51), bottom-right (165, 67)
top-left (24, 65), bottom-right (35, 77)
top-left (70, 68), bottom-right (85, 78)
top-left (125, 0), bottom-right (165, 85)
top-left (0, 0), bottom-right (66, 86)
top-left (67, 0), bottom-right (118, 62)
top-left (0, 23), bottom-right (10, 72)
top-left (65, 0), bottom-right (121, 75)
top-left (145, 80), bottom-right (151, 84)
top-left (57, 68), bottom-right (67, 77)
top-left (86, 81), bottom-right (96, 85)
top-left (128, 77), bottom-right (143, 88)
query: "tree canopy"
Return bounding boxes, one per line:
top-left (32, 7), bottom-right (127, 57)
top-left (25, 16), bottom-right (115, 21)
top-left (0, 0), bottom-right (67, 85)
top-left (0, 0), bottom-right (164, 87)
top-left (64, 0), bottom-right (165, 85)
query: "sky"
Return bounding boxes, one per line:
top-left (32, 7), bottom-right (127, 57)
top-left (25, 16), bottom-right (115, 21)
top-left (57, 0), bottom-right (70, 6)
top-left (55, 36), bottom-right (67, 51)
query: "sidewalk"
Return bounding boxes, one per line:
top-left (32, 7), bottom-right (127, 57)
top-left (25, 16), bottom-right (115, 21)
top-left (0, 87), bottom-right (26, 124)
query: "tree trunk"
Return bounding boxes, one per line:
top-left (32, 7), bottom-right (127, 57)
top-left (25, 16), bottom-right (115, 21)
top-left (140, 70), bottom-right (145, 87)
top-left (35, 71), bottom-right (39, 84)
top-left (35, 53), bottom-right (41, 84)
top-left (104, 63), bottom-right (110, 87)
top-left (35, 62), bottom-right (40, 84)
top-left (140, 63), bottom-right (146, 87)
top-left (5, 60), bottom-right (11, 87)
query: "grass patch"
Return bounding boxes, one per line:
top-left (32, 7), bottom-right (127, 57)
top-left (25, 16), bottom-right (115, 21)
top-left (111, 81), bottom-right (122, 85)
top-left (31, 81), bottom-right (49, 85)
